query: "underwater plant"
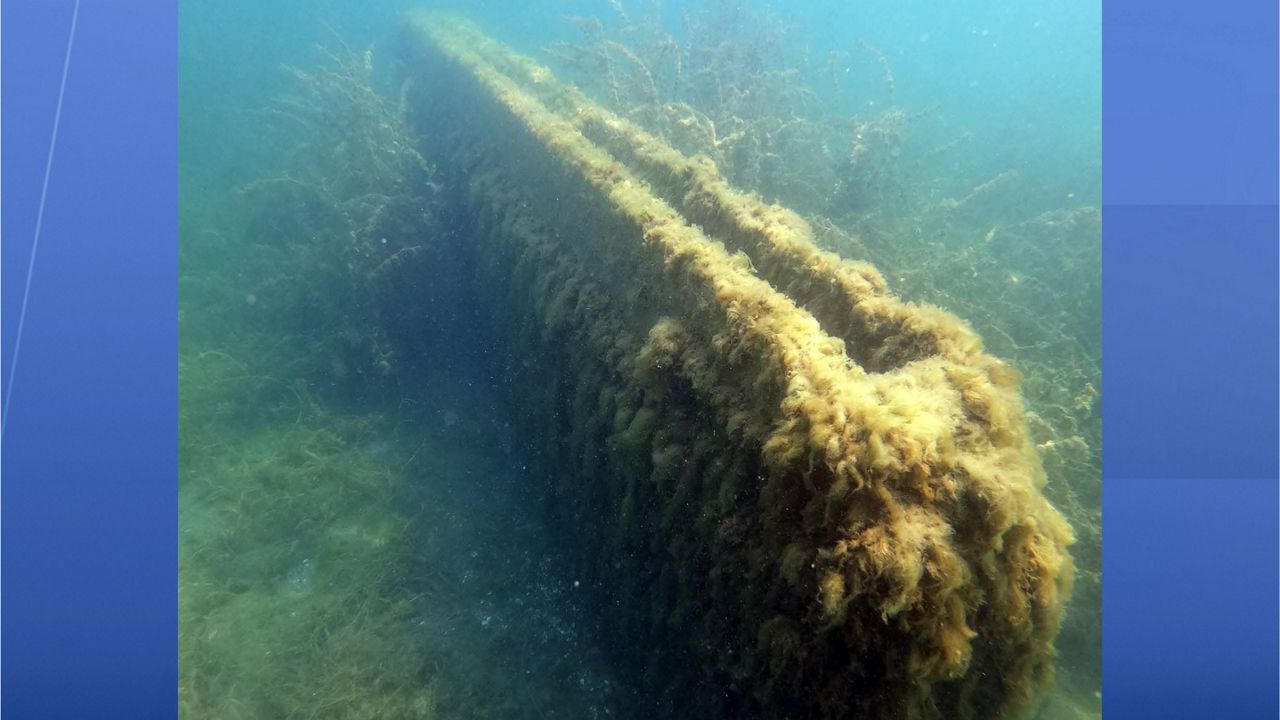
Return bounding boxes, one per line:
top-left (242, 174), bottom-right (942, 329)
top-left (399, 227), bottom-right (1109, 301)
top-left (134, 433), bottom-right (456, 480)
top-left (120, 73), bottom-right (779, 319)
top-left (178, 319), bottom-right (445, 718)
top-left (181, 6), bottom-right (1098, 719)
top-left (231, 33), bottom-right (465, 406)
top-left (179, 34), bottom-right (452, 720)
top-left (541, 2), bottom-right (1100, 702)
top-left (547, 0), bottom-right (839, 206)
top-left (181, 26), bottom-right (647, 719)
top-left (401, 13), bottom-right (1090, 719)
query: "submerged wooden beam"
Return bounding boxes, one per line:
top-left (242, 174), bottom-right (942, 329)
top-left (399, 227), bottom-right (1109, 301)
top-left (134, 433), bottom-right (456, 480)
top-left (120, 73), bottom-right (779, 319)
top-left (401, 12), bottom-right (1074, 720)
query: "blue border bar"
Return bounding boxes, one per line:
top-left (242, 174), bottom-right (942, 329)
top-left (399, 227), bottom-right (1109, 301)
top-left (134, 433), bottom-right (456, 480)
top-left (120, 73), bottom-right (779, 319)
top-left (1105, 2), bottom-right (1278, 205)
top-left (1104, 0), bottom-right (1279, 717)
top-left (1105, 205), bottom-right (1278, 480)
top-left (1106, 476), bottom-right (1278, 716)
top-left (2, 2), bottom-right (176, 717)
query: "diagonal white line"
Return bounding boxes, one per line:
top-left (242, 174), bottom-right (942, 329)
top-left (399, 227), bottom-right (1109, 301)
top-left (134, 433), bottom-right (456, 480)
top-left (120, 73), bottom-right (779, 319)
top-left (2, 0), bottom-right (81, 440)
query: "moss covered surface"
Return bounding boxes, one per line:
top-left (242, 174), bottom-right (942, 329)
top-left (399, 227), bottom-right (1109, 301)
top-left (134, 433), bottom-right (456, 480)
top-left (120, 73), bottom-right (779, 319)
top-left (527, 6), bottom-right (1100, 698)
top-left (182, 12), bottom-right (1093, 720)
top-left (401, 13), bottom-right (1076, 720)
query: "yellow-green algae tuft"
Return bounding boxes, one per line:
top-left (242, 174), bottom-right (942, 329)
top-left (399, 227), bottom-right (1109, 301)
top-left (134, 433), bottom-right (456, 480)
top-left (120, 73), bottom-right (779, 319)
top-left (400, 13), bottom-right (1074, 720)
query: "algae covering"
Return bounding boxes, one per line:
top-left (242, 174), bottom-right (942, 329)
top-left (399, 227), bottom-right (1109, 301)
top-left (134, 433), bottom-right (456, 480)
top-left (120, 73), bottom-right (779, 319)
top-left (181, 4), bottom-right (1098, 720)
top-left (399, 12), bottom-right (1074, 720)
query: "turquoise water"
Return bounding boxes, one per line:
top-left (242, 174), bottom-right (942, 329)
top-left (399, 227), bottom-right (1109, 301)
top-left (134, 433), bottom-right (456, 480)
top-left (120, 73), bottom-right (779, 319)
top-left (180, 1), bottom-right (1100, 718)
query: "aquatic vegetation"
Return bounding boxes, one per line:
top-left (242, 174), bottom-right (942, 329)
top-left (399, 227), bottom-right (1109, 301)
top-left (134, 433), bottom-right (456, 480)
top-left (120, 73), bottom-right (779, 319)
top-left (180, 5), bottom-right (1098, 719)
top-left (543, 1), bottom-right (1100, 702)
top-left (401, 14), bottom-right (1078, 719)
top-left (178, 333), bottom-right (632, 719)
top-left (179, 38), bottom-right (452, 720)
top-left (831, 205), bottom-right (1102, 698)
top-left (547, 1), bottom-right (836, 206)
top-left (178, 333), bottom-right (440, 719)
top-left (180, 29), bottom-right (636, 719)
top-left (233, 36), bottom-right (462, 401)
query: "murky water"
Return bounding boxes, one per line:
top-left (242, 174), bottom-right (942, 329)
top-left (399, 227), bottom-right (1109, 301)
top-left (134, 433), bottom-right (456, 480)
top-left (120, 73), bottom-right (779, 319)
top-left (180, 2), bottom-right (1100, 718)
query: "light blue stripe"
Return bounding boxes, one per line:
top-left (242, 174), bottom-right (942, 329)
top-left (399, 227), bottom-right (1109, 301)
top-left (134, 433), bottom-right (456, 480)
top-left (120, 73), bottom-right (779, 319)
top-left (3, 0), bottom-right (82, 440)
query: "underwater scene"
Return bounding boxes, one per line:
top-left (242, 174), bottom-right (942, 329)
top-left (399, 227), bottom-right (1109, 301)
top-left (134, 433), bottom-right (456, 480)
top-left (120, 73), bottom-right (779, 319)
top-left (179, 1), bottom-right (1099, 718)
